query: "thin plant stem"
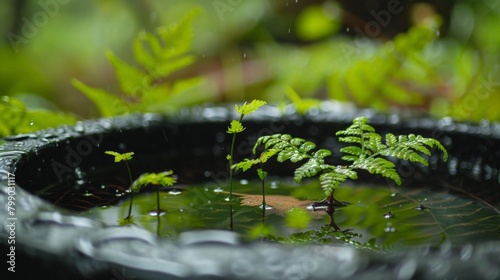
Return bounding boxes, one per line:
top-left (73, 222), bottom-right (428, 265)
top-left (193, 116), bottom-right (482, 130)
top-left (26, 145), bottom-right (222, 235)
top-left (124, 160), bottom-right (134, 219)
top-left (156, 185), bottom-right (161, 214)
top-left (228, 114), bottom-right (244, 231)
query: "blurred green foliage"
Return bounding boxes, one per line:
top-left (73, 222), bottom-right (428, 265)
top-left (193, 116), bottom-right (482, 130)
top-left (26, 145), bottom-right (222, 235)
top-left (0, 0), bottom-right (499, 138)
top-left (72, 7), bottom-right (215, 117)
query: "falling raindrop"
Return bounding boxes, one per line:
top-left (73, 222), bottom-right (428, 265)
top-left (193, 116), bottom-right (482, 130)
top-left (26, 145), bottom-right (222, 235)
top-left (243, 53), bottom-right (246, 58)
top-left (288, 28), bottom-right (291, 33)
top-left (346, 27), bottom-right (350, 32)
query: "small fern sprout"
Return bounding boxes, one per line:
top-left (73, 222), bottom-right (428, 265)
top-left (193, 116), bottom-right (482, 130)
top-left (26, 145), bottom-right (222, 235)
top-left (105, 151), bottom-right (135, 221)
top-left (227, 100), bottom-right (267, 191)
top-left (232, 149), bottom-right (278, 211)
top-left (130, 170), bottom-right (177, 216)
top-left (226, 100), bottom-right (266, 229)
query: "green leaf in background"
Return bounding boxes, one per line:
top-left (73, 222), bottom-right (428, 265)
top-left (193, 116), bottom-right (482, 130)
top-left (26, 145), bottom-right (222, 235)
top-left (0, 96), bottom-right (76, 138)
top-left (72, 79), bottom-right (131, 117)
top-left (73, 7), bottom-right (210, 118)
top-left (105, 50), bottom-right (152, 96)
top-left (295, 3), bottom-right (341, 41)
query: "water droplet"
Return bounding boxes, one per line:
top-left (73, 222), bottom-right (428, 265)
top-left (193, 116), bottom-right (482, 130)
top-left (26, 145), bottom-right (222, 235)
top-left (288, 28), bottom-right (291, 33)
top-left (149, 210), bottom-right (166, 216)
top-left (270, 181), bottom-right (279, 189)
top-left (384, 226), bottom-right (396, 232)
top-left (383, 211), bottom-right (393, 219)
top-left (239, 179), bottom-right (249, 185)
top-left (83, 191), bottom-right (93, 197)
top-left (214, 187), bottom-right (224, 193)
top-left (260, 204), bottom-right (273, 210)
top-left (391, 192), bottom-right (396, 197)
top-left (76, 179), bottom-right (85, 185)
top-left (346, 27), bottom-right (350, 32)
top-left (29, 120), bottom-right (34, 126)
top-left (243, 53), bottom-right (246, 58)
top-left (4, 134), bottom-right (36, 141)
top-left (168, 189), bottom-right (182, 195)
top-left (414, 204), bottom-right (427, 211)
top-left (74, 122), bottom-right (85, 133)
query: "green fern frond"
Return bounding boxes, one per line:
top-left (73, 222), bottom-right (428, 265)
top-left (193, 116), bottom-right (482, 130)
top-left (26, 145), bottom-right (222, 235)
top-left (353, 157), bottom-right (401, 185)
top-left (235, 99), bottom-right (267, 116)
top-left (379, 133), bottom-right (448, 165)
top-left (232, 158), bottom-right (260, 172)
top-left (73, 8), bottom-right (207, 117)
top-left (105, 50), bottom-right (152, 96)
top-left (131, 170), bottom-right (177, 192)
top-left (294, 149), bottom-right (332, 182)
top-left (319, 167), bottom-right (358, 196)
top-left (259, 148), bottom-right (278, 163)
top-left (253, 134), bottom-right (316, 163)
top-left (227, 120), bottom-right (245, 134)
top-left (105, 151), bottom-right (134, 162)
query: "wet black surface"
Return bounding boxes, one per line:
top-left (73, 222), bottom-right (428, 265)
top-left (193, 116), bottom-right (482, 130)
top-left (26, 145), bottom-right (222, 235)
top-left (1, 102), bottom-right (499, 279)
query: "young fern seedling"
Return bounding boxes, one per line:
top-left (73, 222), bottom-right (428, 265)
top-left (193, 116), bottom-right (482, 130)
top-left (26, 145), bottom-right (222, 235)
top-left (226, 100), bottom-right (266, 203)
top-left (232, 149), bottom-right (278, 211)
top-left (105, 151), bottom-right (135, 221)
top-left (130, 170), bottom-right (177, 216)
top-left (253, 116), bottom-right (448, 230)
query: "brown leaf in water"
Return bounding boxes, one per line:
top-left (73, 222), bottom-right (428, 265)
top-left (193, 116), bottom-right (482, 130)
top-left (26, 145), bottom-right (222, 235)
top-left (232, 192), bottom-right (324, 218)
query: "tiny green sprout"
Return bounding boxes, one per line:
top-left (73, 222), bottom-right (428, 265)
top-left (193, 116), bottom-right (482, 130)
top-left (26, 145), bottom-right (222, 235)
top-left (251, 116), bottom-right (448, 230)
top-left (105, 151), bottom-right (135, 221)
top-left (131, 170), bottom-right (177, 216)
top-left (105, 151), bottom-right (135, 162)
top-left (226, 99), bottom-right (266, 230)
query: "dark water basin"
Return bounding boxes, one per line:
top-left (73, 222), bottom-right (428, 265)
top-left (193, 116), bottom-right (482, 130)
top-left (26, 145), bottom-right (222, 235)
top-left (1, 104), bottom-right (500, 279)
